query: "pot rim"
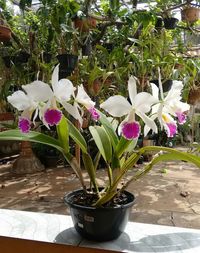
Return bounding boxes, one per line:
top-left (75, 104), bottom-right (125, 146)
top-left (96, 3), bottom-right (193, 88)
top-left (64, 188), bottom-right (135, 210)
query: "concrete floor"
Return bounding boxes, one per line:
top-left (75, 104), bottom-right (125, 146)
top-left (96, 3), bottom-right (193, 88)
top-left (0, 151), bottom-right (200, 229)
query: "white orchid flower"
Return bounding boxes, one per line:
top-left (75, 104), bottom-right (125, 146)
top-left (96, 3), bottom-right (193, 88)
top-left (146, 71), bottom-right (190, 137)
top-left (7, 65), bottom-right (76, 132)
top-left (64, 84), bottom-right (99, 126)
top-left (39, 64), bottom-right (76, 128)
top-left (100, 76), bottom-right (158, 140)
top-left (7, 81), bottom-right (53, 133)
top-left (51, 64), bottom-right (75, 103)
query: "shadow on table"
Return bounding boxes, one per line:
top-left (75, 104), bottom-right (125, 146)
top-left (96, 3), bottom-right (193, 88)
top-left (54, 227), bottom-right (82, 245)
top-left (54, 229), bottom-right (200, 252)
top-left (115, 232), bottom-right (200, 252)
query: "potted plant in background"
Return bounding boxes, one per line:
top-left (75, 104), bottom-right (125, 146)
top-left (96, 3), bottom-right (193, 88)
top-left (183, 58), bottom-right (200, 105)
top-left (0, 0), bottom-right (12, 42)
top-left (0, 17), bottom-right (11, 42)
top-left (181, 2), bottom-right (200, 23)
top-left (0, 65), bottom-right (199, 241)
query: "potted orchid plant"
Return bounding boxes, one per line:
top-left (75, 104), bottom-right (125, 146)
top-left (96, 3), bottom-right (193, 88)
top-left (0, 65), bottom-right (200, 241)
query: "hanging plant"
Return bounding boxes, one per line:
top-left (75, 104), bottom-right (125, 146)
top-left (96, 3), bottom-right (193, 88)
top-left (188, 86), bottom-right (200, 105)
top-left (0, 19), bottom-right (11, 42)
top-left (74, 16), bottom-right (96, 32)
top-left (181, 6), bottom-right (200, 23)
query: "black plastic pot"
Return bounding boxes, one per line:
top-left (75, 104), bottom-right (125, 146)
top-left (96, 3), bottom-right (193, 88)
top-left (64, 189), bottom-right (135, 241)
top-left (150, 79), bottom-right (173, 93)
top-left (56, 54), bottom-right (78, 71)
top-left (103, 43), bottom-right (115, 53)
top-left (42, 52), bottom-right (52, 63)
top-left (163, 18), bottom-right (178, 30)
top-left (155, 17), bottom-right (163, 30)
top-left (56, 54), bottom-right (78, 79)
top-left (2, 56), bottom-right (13, 68)
top-left (82, 42), bottom-right (92, 56)
top-left (14, 51), bottom-right (30, 64)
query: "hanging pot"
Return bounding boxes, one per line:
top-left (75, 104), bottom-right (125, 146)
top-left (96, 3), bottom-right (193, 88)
top-left (103, 43), bottom-right (115, 53)
top-left (74, 17), bottom-right (96, 32)
top-left (13, 51), bottom-right (30, 64)
top-left (0, 25), bottom-right (11, 42)
top-left (181, 7), bottom-right (200, 23)
top-left (163, 18), bottom-right (178, 29)
top-left (150, 79), bottom-right (173, 93)
top-left (188, 87), bottom-right (200, 105)
top-left (64, 188), bottom-right (135, 241)
top-left (2, 56), bottom-right (13, 68)
top-left (155, 17), bottom-right (163, 30)
top-left (42, 52), bottom-right (52, 63)
top-left (82, 41), bottom-right (92, 56)
top-left (58, 70), bottom-right (72, 80)
top-left (56, 54), bottom-right (78, 80)
top-left (57, 54), bottom-right (78, 71)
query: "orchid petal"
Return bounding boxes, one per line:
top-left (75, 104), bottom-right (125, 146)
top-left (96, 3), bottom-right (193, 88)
top-left (54, 79), bottom-right (75, 102)
top-left (7, 91), bottom-right (32, 111)
top-left (172, 101), bottom-right (190, 113)
top-left (134, 92), bottom-right (157, 113)
top-left (172, 80), bottom-right (183, 90)
top-left (164, 122), bottom-right (177, 137)
top-left (176, 112), bottom-right (187, 125)
top-left (52, 64), bottom-right (59, 91)
top-left (164, 82), bottom-right (182, 103)
top-left (32, 109), bottom-right (38, 125)
top-left (44, 108), bottom-right (62, 126)
top-left (144, 114), bottom-right (157, 136)
top-left (121, 121), bottom-right (140, 140)
top-left (76, 85), bottom-right (95, 109)
top-left (150, 82), bottom-right (159, 100)
top-left (151, 103), bottom-right (160, 115)
top-left (18, 117), bottom-right (31, 133)
top-left (128, 76), bottom-right (137, 104)
top-left (22, 81), bottom-right (53, 102)
top-left (62, 102), bottom-right (83, 126)
top-left (137, 111), bottom-right (158, 134)
top-left (157, 103), bottom-right (164, 128)
top-left (100, 95), bottom-right (132, 117)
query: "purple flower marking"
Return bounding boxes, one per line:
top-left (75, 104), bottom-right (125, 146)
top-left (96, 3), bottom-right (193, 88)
top-left (121, 121), bottom-right (140, 140)
top-left (176, 112), bottom-right (186, 125)
top-left (166, 123), bottom-right (177, 137)
top-left (44, 109), bottom-right (62, 126)
top-left (88, 107), bottom-right (100, 121)
top-left (18, 117), bottom-right (31, 133)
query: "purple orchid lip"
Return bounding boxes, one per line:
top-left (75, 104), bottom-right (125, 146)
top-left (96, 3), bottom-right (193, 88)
top-left (121, 121), bottom-right (140, 140)
top-left (88, 107), bottom-right (100, 121)
top-left (44, 109), bottom-right (62, 126)
top-left (18, 117), bottom-right (31, 133)
top-left (166, 123), bottom-right (177, 137)
top-left (176, 112), bottom-right (186, 125)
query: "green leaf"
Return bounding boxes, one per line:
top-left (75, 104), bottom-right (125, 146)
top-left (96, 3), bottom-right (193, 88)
top-left (151, 152), bottom-right (200, 168)
top-left (140, 146), bottom-right (200, 168)
top-left (102, 72), bottom-right (115, 83)
top-left (98, 111), bottom-right (118, 149)
top-left (19, 0), bottom-right (32, 10)
top-left (115, 137), bottom-right (137, 157)
top-left (82, 153), bottom-right (98, 191)
top-left (94, 152), bottom-right (101, 171)
top-left (56, 116), bottom-right (69, 153)
top-left (89, 126), bottom-right (112, 163)
top-left (109, 0), bottom-right (119, 11)
top-left (0, 129), bottom-right (64, 153)
top-left (88, 65), bottom-right (104, 86)
top-left (0, 129), bottom-right (87, 188)
top-left (67, 119), bottom-right (87, 153)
